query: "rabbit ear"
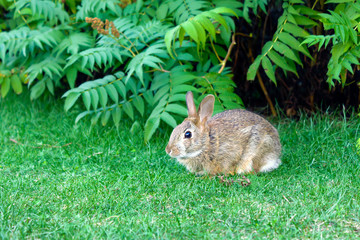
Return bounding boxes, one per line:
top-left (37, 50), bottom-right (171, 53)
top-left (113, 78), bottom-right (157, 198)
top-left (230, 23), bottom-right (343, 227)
top-left (198, 94), bottom-right (215, 124)
top-left (186, 91), bottom-right (197, 118)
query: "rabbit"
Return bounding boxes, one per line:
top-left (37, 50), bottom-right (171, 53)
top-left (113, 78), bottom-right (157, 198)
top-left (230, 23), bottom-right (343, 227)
top-left (165, 91), bottom-right (281, 175)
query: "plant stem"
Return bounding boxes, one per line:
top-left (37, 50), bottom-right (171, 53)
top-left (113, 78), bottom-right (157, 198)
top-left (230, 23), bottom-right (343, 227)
top-left (256, 71), bottom-right (277, 116)
top-left (218, 34), bottom-right (236, 74)
top-left (209, 36), bottom-right (222, 63)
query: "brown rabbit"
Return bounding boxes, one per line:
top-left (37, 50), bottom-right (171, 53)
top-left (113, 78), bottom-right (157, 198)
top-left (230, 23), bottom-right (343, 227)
top-left (165, 91), bottom-right (281, 175)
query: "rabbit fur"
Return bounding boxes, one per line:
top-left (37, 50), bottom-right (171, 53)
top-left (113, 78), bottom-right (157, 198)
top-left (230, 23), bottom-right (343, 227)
top-left (165, 91), bottom-right (281, 175)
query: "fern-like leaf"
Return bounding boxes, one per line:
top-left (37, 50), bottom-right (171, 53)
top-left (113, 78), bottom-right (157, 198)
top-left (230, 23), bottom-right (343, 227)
top-left (26, 55), bottom-right (64, 85)
top-left (165, 7), bottom-right (237, 58)
top-left (126, 43), bottom-right (167, 84)
top-left (0, 27), bottom-right (62, 59)
top-left (55, 32), bottom-right (94, 57)
top-left (166, 0), bottom-right (210, 24)
top-left (65, 47), bottom-right (123, 71)
top-left (76, 0), bottom-right (121, 20)
top-left (247, 0), bottom-right (315, 84)
top-left (302, 1), bottom-right (360, 86)
top-left (13, 0), bottom-right (69, 24)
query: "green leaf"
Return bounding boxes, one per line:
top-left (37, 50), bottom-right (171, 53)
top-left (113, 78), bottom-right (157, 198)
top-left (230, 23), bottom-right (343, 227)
top-left (172, 85), bottom-right (198, 94)
top-left (144, 116), bottom-right (160, 142)
top-left (101, 111), bottom-right (111, 126)
top-left (342, 60), bottom-right (353, 74)
top-left (331, 43), bottom-right (351, 63)
top-left (75, 111), bottom-right (91, 124)
top-left (222, 101), bottom-right (242, 110)
top-left (203, 11), bottom-right (227, 30)
top-left (130, 121), bottom-right (142, 135)
top-left (278, 32), bottom-right (312, 58)
top-left (293, 15), bottom-right (318, 26)
top-left (261, 41), bottom-right (274, 55)
top-left (178, 27), bottom-right (186, 45)
top-left (293, 5), bottom-right (319, 17)
top-left (169, 94), bottom-right (187, 103)
top-left (346, 52), bottom-right (360, 65)
top-left (165, 104), bottom-right (188, 116)
top-left (153, 85), bottom-right (170, 103)
top-left (247, 55), bottom-right (262, 80)
top-left (97, 87), bottom-right (108, 108)
top-left (219, 24), bottom-right (231, 45)
top-left (165, 26), bottom-right (180, 58)
top-left (161, 111), bottom-right (177, 128)
top-left (112, 107), bottom-right (122, 128)
top-left (212, 7), bottom-right (238, 17)
top-left (181, 21), bottom-right (199, 45)
top-left (195, 15), bottom-right (216, 40)
top-left (90, 89), bottom-right (99, 110)
top-left (1, 77), bottom-right (10, 98)
top-left (261, 56), bottom-right (276, 84)
top-left (218, 92), bottom-right (243, 104)
top-left (65, 66), bottom-right (78, 89)
top-left (133, 95), bottom-right (145, 116)
top-left (30, 81), bottom-right (46, 100)
top-left (156, 3), bottom-right (168, 20)
top-left (82, 91), bottom-right (91, 111)
top-left (287, 5), bottom-right (300, 15)
top-left (273, 41), bottom-right (302, 66)
top-left (151, 76), bottom-right (169, 91)
top-left (123, 101), bottom-right (134, 120)
top-left (46, 79), bottom-right (54, 95)
top-left (140, 92), bottom-right (152, 107)
top-left (91, 112), bottom-right (101, 126)
top-left (113, 81), bottom-right (127, 99)
top-left (105, 84), bottom-right (118, 103)
top-left (191, 20), bottom-right (206, 48)
top-left (64, 92), bottom-right (81, 112)
top-left (172, 73), bottom-right (197, 85)
top-left (283, 23), bottom-right (310, 38)
top-left (65, 55), bottom-right (81, 69)
top-left (10, 75), bottom-right (23, 94)
top-left (135, 0), bottom-right (143, 12)
top-left (268, 49), bottom-right (297, 75)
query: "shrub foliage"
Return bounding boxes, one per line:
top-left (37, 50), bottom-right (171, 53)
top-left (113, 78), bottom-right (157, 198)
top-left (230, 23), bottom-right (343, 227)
top-left (0, 0), bottom-right (359, 141)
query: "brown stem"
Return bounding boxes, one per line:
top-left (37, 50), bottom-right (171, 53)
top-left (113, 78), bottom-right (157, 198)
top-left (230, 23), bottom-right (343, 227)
top-left (235, 32), bottom-right (252, 38)
top-left (218, 34), bottom-right (236, 74)
top-left (261, 8), bottom-right (271, 47)
top-left (210, 36), bottom-right (222, 63)
top-left (256, 71), bottom-right (277, 116)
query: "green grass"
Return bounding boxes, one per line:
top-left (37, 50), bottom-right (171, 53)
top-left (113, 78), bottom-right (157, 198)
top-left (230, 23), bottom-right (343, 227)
top-left (1, 92), bottom-right (360, 239)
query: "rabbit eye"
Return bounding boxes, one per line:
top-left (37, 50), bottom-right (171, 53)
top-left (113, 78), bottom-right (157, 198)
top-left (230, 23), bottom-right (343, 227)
top-left (184, 131), bottom-right (192, 139)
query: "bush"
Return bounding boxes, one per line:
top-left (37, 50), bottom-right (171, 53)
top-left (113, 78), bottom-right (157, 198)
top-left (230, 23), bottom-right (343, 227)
top-left (244, 0), bottom-right (360, 115)
top-left (1, 0), bottom-right (246, 141)
top-left (248, 0), bottom-right (360, 87)
top-left (0, 0), bottom-right (359, 141)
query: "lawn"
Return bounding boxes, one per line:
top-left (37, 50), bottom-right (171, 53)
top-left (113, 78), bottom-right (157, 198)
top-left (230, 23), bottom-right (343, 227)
top-left (1, 93), bottom-right (359, 239)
